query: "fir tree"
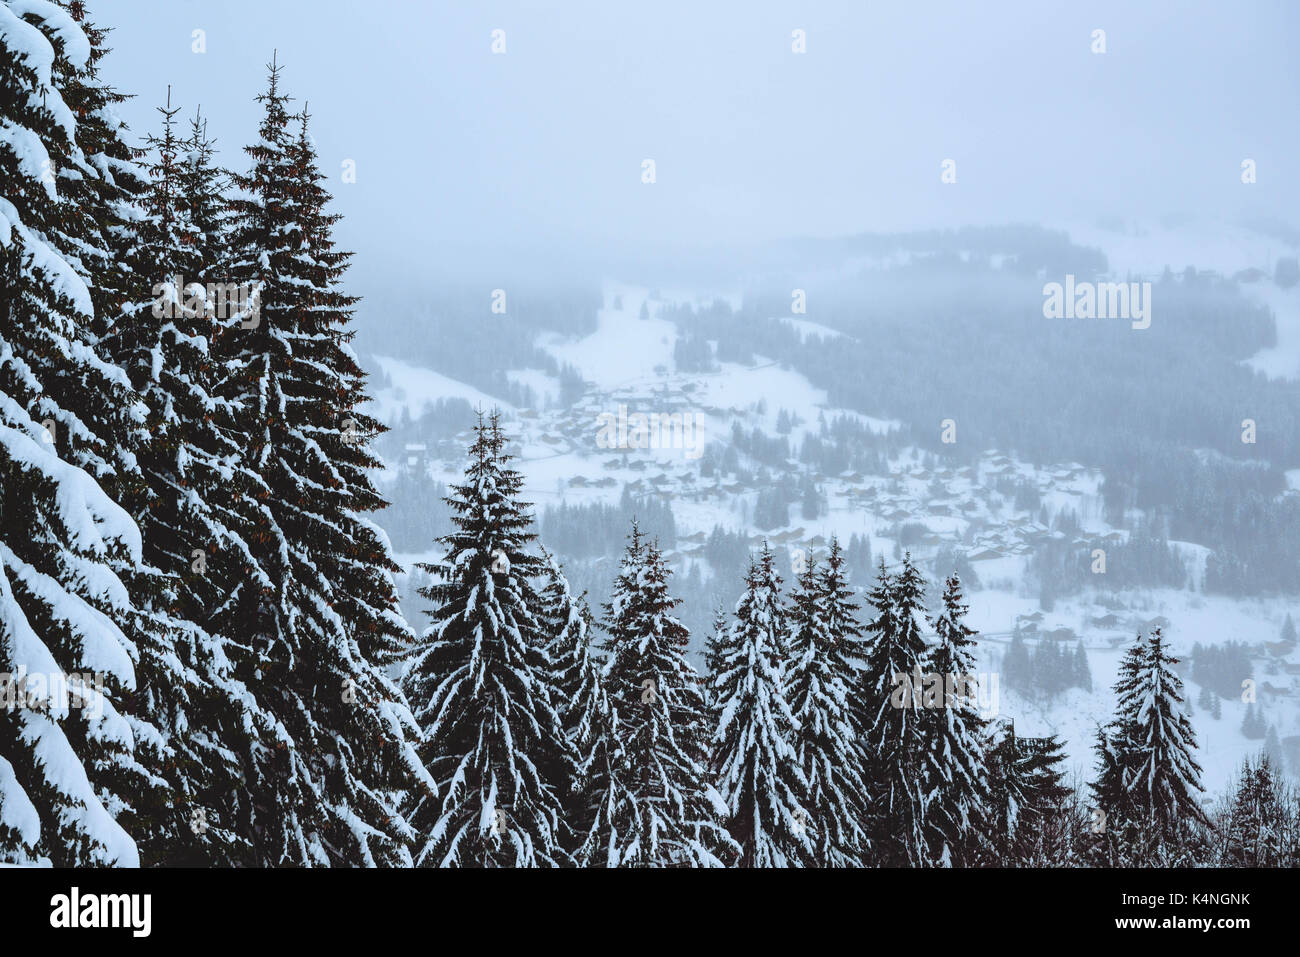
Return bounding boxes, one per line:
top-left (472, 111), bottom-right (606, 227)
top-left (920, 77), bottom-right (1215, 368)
top-left (785, 539), bottom-right (868, 866)
top-left (711, 546), bottom-right (810, 867)
top-left (1091, 630), bottom-right (1206, 863)
top-left (986, 723), bottom-right (1072, 864)
top-left (702, 602), bottom-right (728, 709)
top-left (1240, 703), bottom-right (1266, 739)
top-left (1003, 631), bottom-right (1032, 696)
top-left (918, 573), bottom-right (990, 866)
top-left (1073, 640), bottom-right (1092, 692)
top-left (1222, 754), bottom-right (1290, 867)
top-left (599, 523), bottom-right (732, 866)
top-left (96, 87), bottom-right (281, 866)
top-left (858, 554), bottom-right (931, 865)
top-left (1281, 614), bottom-right (1297, 646)
top-left (217, 62), bottom-right (422, 865)
top-left (0, 0), bottom-right (144, 866)
top-left (403, 413), bottom-right (569, 866)
top-left (1264, 724), bottom-right (1284, 770)
top-left (536, 549), bottom-right (605, 854)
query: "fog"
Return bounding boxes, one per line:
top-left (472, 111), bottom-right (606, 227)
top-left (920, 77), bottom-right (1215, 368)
top-left (95, 0), bottom-right (1300, 290)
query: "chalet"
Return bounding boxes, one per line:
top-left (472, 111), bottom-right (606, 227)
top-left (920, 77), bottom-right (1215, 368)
top-left (403, 443), bottom-right (428, 471)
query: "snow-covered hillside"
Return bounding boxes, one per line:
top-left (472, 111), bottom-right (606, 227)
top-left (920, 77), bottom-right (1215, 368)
top-left (367, 278), bottom-right (1300, 801)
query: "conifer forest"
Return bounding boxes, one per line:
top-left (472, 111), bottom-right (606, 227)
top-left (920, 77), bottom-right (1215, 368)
top-left (2, 3), bottom-right (1298, 928)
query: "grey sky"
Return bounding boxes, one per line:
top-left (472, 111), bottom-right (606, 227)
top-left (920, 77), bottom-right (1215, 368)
top-left (94, 0), bottom-right (1299, 287)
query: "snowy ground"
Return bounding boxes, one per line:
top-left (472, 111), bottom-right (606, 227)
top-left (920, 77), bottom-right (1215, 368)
top-left (369, 273), bottom-right (1300, 798)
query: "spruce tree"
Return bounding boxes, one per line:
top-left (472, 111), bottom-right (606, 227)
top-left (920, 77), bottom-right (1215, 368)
top-left (540, 556), bottom-right (632, 868)
top-left (599, 523), bottom-right (732, 866)
top-left (1073, 640), bottom-right (1092, 691)
top-left (785, 539), bottom-right (868, 866)
top-left (217, 62), bottom-right (421, 865)
top-left (918, 573), bottom-right (990, 866)
top-left (987, 724), bottom-right (1071, 864)
top-left (701, 602), bottom-right (728, 716)
top-left (1281, 614), bottom-right (1297, 646)
top-left (402, 412), bottom-right (569, 866)
top-left (88, 86), bottom-right (289, 866)
top-left (711, 546), bottom-right (810, 867)
top-left (1091, 630), bottom-right (1206, 863)
top-left (1240, 703), bottom-right (1266, 739)
top-left (858, 554), bottom-right (931, 865)
top-left (0, 0), bottom-right (144, 865)
top-left (536, 549), bottom-right (606, 855)
top-left (1222, 754), bottom-right (1289, 867)
top-left (1003, 631), bottom-right (1031, 696)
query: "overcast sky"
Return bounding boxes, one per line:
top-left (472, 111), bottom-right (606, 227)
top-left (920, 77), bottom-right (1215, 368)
top-left (92, 0), bottom-right (1300, 287)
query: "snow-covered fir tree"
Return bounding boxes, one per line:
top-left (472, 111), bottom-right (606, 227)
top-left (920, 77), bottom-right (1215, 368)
top-left (216, 62), bottom-right (423, 865)
top-left (402, 412), bottom-right (570, 867)
top-left (0, 0), bottom-right (143, 866)
top-left (917, 573), bottom-right (990, 866)
top-left (784, 538), bottom-right (868, 866)
top-left (711, 544), bottom-right (811, 867)
top-left (986, 722), bottom-right (1073, 865)
top-left (1221, 754), bottom-right (1294, 867)
top-left (536, 549), bottom-right (609, 851)
top-left (1090, 629), bottom-right (1206, 864)
top-left (599, 522), bottom-right (732, 866)
top-left (858, 554), bottom-right (931, 866)
top-left (537, 552), bottom-right (634, 867)
top-left (91, 87), bottom-right (287, 866)
top-left (567, 663), bottom-right (633, 867)
top-left (701, 601), bottom-right (728, 719)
